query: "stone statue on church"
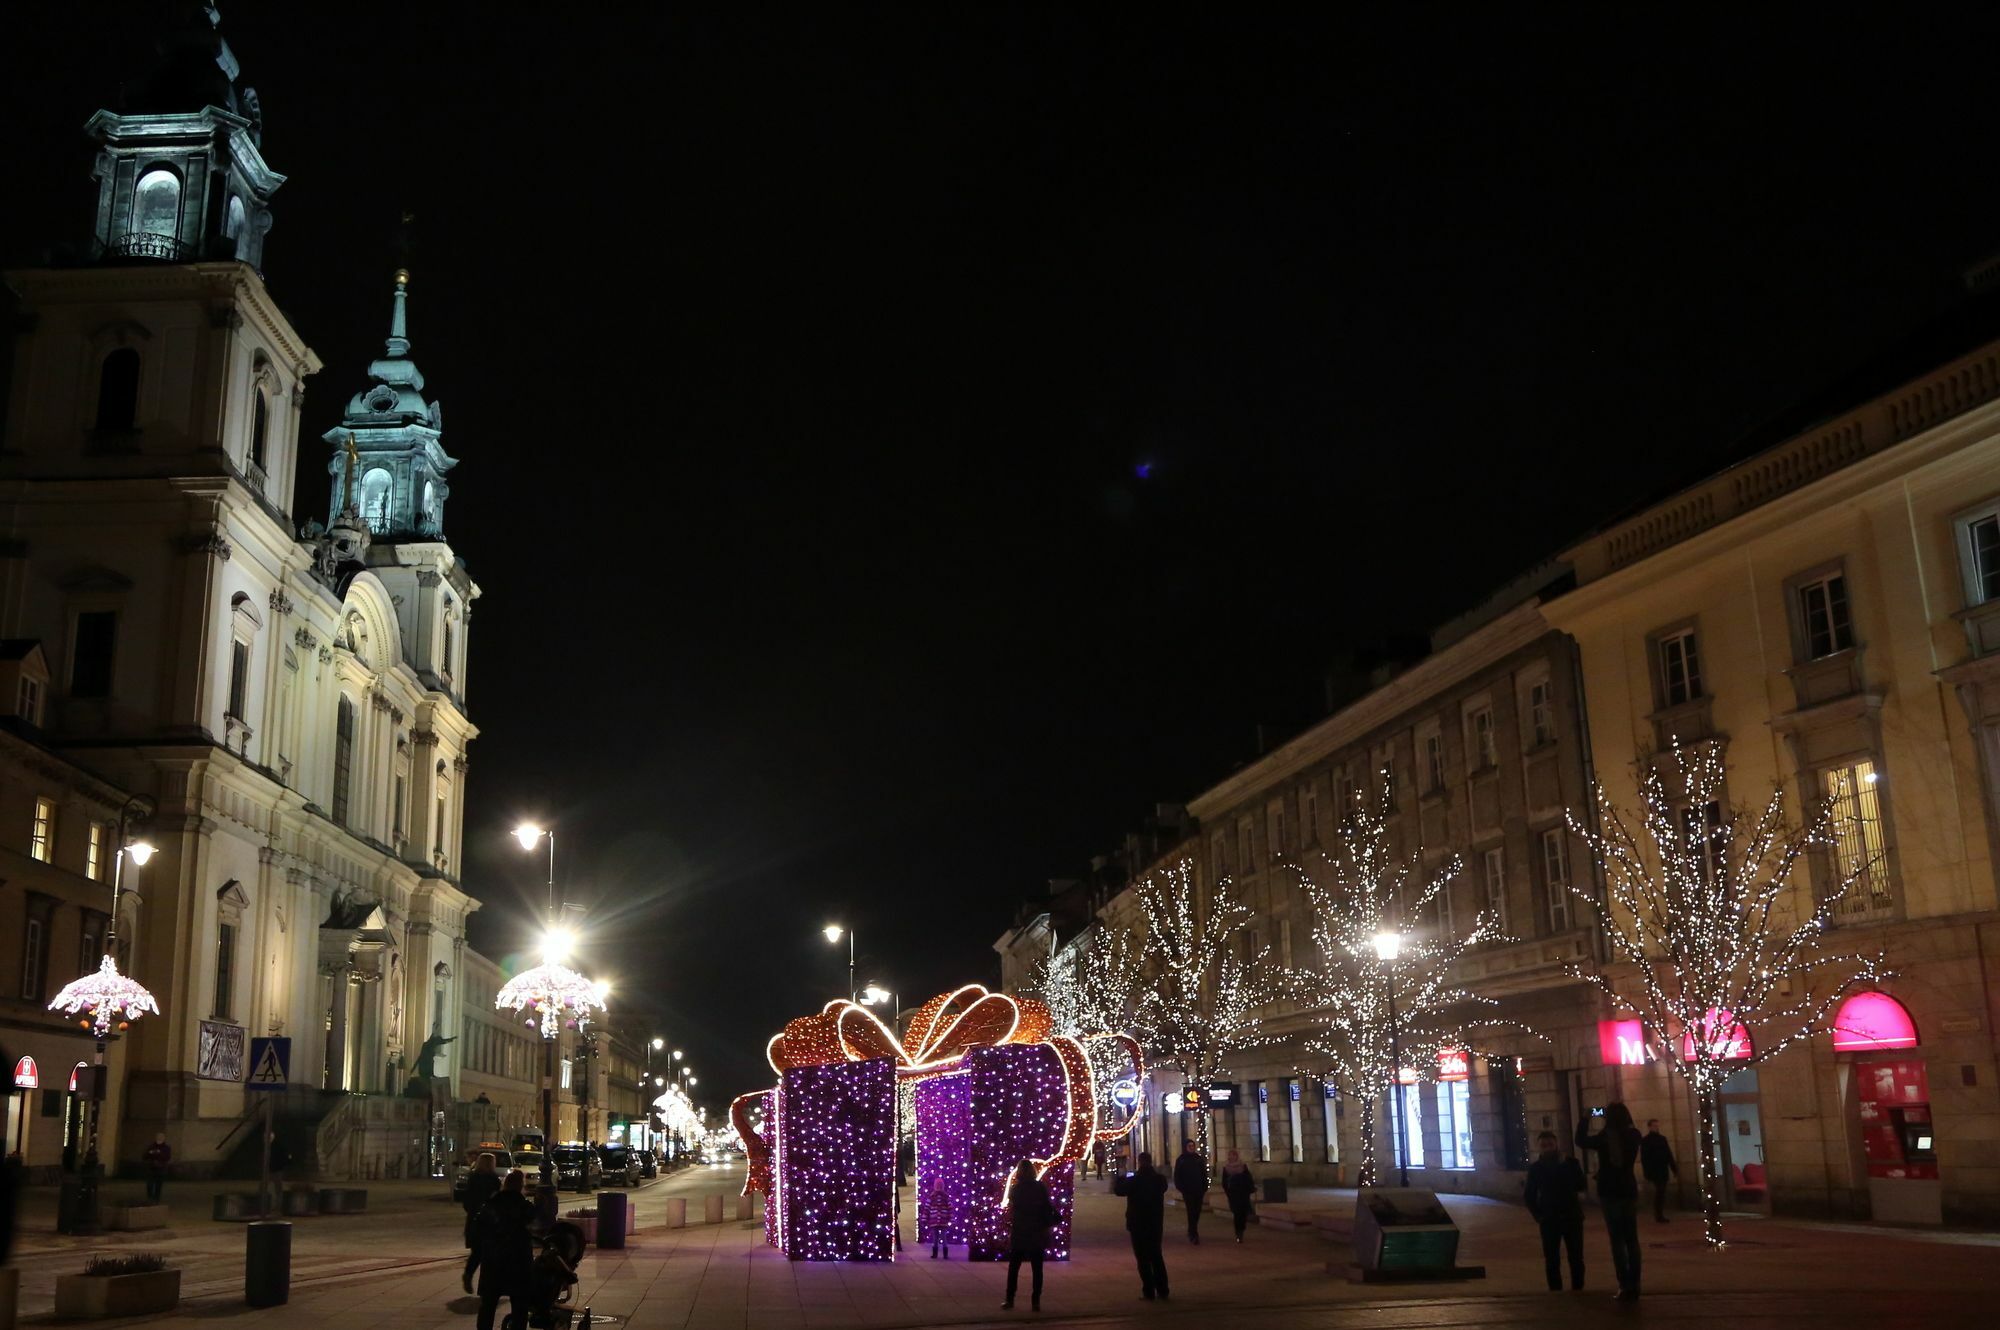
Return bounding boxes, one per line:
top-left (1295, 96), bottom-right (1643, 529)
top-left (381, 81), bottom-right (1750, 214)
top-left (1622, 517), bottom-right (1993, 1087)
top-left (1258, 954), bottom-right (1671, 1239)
top-left (401, 1027), bottom-right (457, 1098)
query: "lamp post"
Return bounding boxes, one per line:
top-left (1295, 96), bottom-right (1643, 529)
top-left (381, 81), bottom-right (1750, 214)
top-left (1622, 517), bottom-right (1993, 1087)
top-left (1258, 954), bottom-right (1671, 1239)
top-left (1373, 930), bottom-right (1408, 1188)
top-left (47, 834), bottom-right (159, 1233)
top-left (823, 923), bottom-right (855, 1002)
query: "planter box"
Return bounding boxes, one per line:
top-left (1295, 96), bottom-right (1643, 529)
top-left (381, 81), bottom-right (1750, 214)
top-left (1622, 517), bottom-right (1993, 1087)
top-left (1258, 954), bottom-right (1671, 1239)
top-left (54, 1269), bottom-right (181, 1319)
top-left (564, 1216), bottom-right (598, 1243)
top-left (104, 1204), bottom-right (170, 1231)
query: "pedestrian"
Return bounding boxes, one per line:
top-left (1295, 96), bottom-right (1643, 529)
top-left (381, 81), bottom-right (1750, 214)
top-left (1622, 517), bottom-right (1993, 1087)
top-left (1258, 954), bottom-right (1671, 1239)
top-left (142, 1133), bottom-right (172, 1203)
top-left (460, 1152), bottom-right (502, 1292)
top-left (1219, 1148), bottom-right (1256, 1242)
top-left (1641, 1119), bottom-right (1679, 1222)
top-left (1576, 1102), bottom-right (1644, 1299)
top-left (1001, 1160), bottom-right (1054, 1312)
top-left (927, 1176), bottom-right (952, 1258)
top-left (1091, 1140), bottom-right (1107, 1181)
top-left (468, 1169), bottom-right (536, 1330)
top-left (265, 1133), bottom-right (290, 1215)
top-left (1113, 1151), bottom-right (1170, 1301)
top-left (1172, 1138), bottom-right (1208, 1244)
top-left (1524, 1130), bottom-right (1586, 1292)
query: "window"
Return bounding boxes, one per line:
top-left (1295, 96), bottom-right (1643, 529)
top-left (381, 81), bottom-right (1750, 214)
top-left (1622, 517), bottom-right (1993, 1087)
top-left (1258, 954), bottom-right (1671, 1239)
top-left (1797, 571), bottom-right (1854, 659)
top-left (71, 610), bottom-right (118, 698)
top-left (1378, 756), bottom-right (1397, 807)
top-left (1436, 874), bottom-right (1455, 935)
top-left (1267, 801), bottom-right (1285, 859)
top-left (86, 822), bottom-right (107, 882)
top-left (133, 168), bottom-right (182, 241)
top-left (1279, 918), bottom-right (1293, 968)
top-left (1331, 770), bottom-right (1354, 824)
top-left (20, 918), bottom-right (44, 1000)
top-left (1286, 1079), bottom-right (1304, 1163)
top-left (1823, 760), bottom-right (1893, 917)
top-left (361, 468), bottom-right (394, 532)
top-left (227, 640), bottom-right (250, 719)
top-left (1322, 1085), bottom-right (1340, 1164)
top-left (1467, 706), bottom-right (1497, 770)
top-left (1483, 847), bottom-right (1507, 931)
top-left (436, 788), bottom-right (449, 857)
top-left (17, 675), bottom-right (42, 725)
top-left (79, 915), bottom-right (101, 975)
top-left (1237, 817), bottom-right (1257, 874)
top-left (30, 797), bottom-right (56, 863)
top-left (1526, 679), bottom-right (1554, 746)
top-left (1658, 628), bottom-right (1701, 707)
top-left (214, 921), bottom-right (236, 1019)
top-left (332, 698), bottom-right (356, 826)
top-left (393, 774), bottom-right (407, 845)
top-left (1254, 1082), bottom-right (1271, 1162)
top-left (1541, 829), bottom-right (1571, 933)
top-left (96, 348), bottom-right (141, 433)
top-left (1958, 509), bottom-right (2000, 604)
top-left (1299, 783), bottom-right (1319, 847)
top-left (440, 615), bottom-right (456, 682)
top-left (1210, 831), bottom-right (1229, 880)
top-left (1389, 1082), bottom-right (1426, 1168)
top-left (1683, 800), bottom-right (1725, 888)
top-left (249, 385), bottom-right (271, 473)
top-left (1423, 731), bottom-right (1445, 791)
top-left (1434, 1079), bottom-right (1474, 1168)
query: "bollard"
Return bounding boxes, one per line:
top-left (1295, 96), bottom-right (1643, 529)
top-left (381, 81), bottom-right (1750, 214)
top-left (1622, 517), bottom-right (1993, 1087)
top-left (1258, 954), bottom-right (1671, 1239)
top-left (1, 1265), bottom-right (20, 1330)
top-left (664, 1197), bottom-right (687, 1228)
top-left (704, 1193), bottom-right (724, 1224)
top-left (596, 1193), bottom-right (628, 1250)
top-left (245, 1220), bottom-right (292, 1307)
top-left (733, 1192), bottom-right (752, 1221)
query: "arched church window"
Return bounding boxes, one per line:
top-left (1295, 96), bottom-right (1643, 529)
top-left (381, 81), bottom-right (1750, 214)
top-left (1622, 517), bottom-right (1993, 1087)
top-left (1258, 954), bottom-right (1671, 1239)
top-left (360, 468), bottom-right (394, 532)
top-left (132, 169), bottom-right (182, 244)
top-left (250, 382), bottom-right (271, 472)
top-left (332, 697), bottom-right (356, 827)
top-left (422, 480), bottom-right (438, 530)
top-left (226, 194), bottom-right (246, 239)
top-left (96, 349), bottom-right (140, 433)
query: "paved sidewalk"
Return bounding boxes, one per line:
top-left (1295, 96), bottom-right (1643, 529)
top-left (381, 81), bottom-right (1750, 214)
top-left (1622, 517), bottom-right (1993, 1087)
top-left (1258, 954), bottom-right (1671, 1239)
top-left (4, 1162), bottom-right (1993, 1327)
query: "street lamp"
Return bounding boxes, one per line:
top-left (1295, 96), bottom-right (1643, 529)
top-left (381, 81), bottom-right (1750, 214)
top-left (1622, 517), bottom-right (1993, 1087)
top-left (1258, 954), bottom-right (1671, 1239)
top-left (1373, 930), bottom-right (1408, 1188)
top-left (47, 832), bottom-right (160, 1233)
top-left (823, 923), bottom-right (855, 1002)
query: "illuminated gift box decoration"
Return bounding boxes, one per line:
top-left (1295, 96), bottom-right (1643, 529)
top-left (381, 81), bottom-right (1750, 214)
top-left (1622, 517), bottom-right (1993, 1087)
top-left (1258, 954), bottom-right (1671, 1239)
top-left (736, 984), bottom-right (1141, 1263)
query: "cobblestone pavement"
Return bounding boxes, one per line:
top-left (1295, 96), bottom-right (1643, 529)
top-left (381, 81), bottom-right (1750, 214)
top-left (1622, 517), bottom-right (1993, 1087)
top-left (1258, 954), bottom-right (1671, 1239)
top-left (3, 1161), bottom-right (1991, 1327)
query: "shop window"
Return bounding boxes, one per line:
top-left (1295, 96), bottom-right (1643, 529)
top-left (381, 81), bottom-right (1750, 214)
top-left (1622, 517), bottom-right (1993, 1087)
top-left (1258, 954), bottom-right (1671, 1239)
top-left (1254, 1081), bottom-right (1271, 1162)
top-left (1322, 1085), bottom-right (1340, 1164)
top-left (1389, 1083), bottom-right (1426, 1169)
top-left (1434, 1079), bottom-right (1474, 1168)
top-left (1286, 1078), bottom-right (1304, 1163)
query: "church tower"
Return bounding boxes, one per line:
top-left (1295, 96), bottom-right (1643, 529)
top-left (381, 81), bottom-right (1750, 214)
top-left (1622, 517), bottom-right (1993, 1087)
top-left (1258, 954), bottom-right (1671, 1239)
top-left (322, 271), bottom-right (458, 540)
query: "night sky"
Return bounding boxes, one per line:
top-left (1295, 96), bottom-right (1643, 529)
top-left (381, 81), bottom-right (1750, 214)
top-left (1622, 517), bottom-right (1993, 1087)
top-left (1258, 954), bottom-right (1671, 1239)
top-left (8, 5), bottom-right (2000, 1106)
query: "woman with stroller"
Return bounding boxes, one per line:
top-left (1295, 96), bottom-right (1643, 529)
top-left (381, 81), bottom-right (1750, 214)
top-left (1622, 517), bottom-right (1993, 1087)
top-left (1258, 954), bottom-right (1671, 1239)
top-left (468, 1170), bottom-right (537, 1330)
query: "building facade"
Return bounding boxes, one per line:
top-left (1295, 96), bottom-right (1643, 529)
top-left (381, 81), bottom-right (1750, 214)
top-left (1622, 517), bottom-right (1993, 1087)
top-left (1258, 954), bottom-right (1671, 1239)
top-left (0, 12), bottom-right (483, 1179)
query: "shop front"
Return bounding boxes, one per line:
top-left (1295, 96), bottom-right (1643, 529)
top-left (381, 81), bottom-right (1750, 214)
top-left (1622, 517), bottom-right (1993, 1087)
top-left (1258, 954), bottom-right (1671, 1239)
top-left (1834, 992), bottom-right (1938, 1224)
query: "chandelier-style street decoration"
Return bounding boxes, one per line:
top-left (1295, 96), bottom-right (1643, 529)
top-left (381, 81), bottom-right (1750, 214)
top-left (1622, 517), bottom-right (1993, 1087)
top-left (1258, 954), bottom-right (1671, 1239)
top-left (48, 954), bottom-right (160, 1039)
top-left (495, 961), bottom-right (602, 1038)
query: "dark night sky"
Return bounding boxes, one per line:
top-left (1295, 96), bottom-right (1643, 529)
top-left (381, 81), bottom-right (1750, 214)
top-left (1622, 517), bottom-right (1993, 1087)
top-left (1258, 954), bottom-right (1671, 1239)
top-left (8, 5), bottom-right (2000, 1106)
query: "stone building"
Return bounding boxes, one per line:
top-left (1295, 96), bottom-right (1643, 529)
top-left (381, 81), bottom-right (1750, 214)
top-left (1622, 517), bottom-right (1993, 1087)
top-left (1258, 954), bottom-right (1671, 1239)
top-left (0, 10), bottom-right (481, 1179)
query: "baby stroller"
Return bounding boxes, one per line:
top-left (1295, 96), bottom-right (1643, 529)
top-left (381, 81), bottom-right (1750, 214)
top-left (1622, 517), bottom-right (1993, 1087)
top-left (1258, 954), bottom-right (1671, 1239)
top-left (503, 1223), bottom-right (589, 1330)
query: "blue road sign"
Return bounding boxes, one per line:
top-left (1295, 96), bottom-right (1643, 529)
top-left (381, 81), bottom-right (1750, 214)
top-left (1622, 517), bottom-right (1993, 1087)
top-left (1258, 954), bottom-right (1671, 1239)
top-left (246, 1036), bottom-right (291, 1090)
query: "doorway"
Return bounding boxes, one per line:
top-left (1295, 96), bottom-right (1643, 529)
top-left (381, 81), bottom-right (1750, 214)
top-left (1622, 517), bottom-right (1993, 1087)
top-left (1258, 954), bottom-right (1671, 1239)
top-left (1712, 1067), bottom-right (1769, 1210)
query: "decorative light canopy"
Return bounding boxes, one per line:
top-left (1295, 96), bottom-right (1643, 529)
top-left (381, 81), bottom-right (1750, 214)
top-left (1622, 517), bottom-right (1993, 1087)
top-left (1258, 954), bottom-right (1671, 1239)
top-left (495, 960), bottom-right (603, 1038)
top-left (48, 954), bottom-right (159, 1039)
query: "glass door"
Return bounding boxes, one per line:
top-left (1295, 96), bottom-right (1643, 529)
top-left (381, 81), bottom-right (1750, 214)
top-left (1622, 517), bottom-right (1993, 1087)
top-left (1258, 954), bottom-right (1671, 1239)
top-left (1712, 1068), bottom-right (1770, 1210)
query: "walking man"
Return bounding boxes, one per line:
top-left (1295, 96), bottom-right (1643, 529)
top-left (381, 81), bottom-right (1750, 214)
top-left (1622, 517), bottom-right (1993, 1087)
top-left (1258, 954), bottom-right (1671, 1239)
top-left (1114, 1151), bottom-right (1170, 1300)
top-left (1524, 1131), bottom-right (1586, 1291)
top-left (1640, 1119), bottom-right (1679, 1222)
top-left (1172, 1138), bottom-right (1208, 1243)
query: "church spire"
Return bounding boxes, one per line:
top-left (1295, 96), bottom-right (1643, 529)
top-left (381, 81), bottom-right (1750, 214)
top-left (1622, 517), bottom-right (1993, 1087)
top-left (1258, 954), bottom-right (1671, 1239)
top-left (322, 268), bottom-right (458, 540)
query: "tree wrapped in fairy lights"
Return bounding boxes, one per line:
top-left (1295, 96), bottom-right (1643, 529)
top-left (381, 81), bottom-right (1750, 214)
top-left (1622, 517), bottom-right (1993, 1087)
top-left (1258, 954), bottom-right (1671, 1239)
top-left (1565, 741), bottom-right (1887, 1249)
top-left (1130, 858), bottom-right (1280, 1155)
top-left (1285, 775), bottom-right (1506, 1187)
top-left (1033, 924), bottom-right (1146, 1042)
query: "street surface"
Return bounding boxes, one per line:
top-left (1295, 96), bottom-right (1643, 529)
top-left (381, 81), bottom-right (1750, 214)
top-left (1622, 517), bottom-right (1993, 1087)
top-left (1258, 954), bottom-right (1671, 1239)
top-left (3, 1160), bottom-right (1993, 1327)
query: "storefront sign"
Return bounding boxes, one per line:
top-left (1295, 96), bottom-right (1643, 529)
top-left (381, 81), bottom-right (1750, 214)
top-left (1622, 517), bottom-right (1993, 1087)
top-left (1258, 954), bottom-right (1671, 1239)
top-left (1396, 1065), bottom-right (1420, 1085)
top-left (68, 1062), bottom-right (87, 1093)
top-left (197, 1021), bottom-right (245, 1082)
top-left (1206, 1082), bottom-right (1237, 1106)
top-left (1437, 1048), bottom-right (1470, 1082)
top-left (11, 1055), bottom-right (37, 1089)
top-left (1111, 1078), bottom-right (1140, 1108)
top-left (1681, 1008), bottom-right (1753, 1062)
top-left (1181, 1085), bottom-right (1207, 1112)
top-left (1831, 992), bottom-right (1919, 1052)
top-left (1597, 1018), bottom-right (1657, 1067)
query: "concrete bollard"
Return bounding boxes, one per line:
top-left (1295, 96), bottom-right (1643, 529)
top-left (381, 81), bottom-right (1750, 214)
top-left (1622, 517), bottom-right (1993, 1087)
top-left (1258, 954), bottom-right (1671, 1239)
top-left (245, 1220), bottom-right (292, 1308)
top-left (704, 1193), bottom-right (724, 1224)
top-left (733, 1192), bottom-right (752, 1221)
top-left (596, 1193), bottom-right (628, 1250)
top-left (664, 1197), bottom-right (687, 1228)
top-left (1, 1264), bottom-right (20, 1330)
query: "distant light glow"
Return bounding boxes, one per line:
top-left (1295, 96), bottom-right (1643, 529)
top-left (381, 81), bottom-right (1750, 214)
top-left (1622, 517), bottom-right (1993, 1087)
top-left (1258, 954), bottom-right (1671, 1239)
top-left (125, 841), bottom-right (158, 867)
top-left (1134, 460), bottom-right (1154, 480)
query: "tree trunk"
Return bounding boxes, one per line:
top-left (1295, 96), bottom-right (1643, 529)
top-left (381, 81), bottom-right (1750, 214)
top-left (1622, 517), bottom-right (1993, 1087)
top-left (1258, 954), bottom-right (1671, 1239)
top-left (1694, 1080), bottom-right (1726, 1248)
top-left (1356, 1096), bottom-right (1379, 1189)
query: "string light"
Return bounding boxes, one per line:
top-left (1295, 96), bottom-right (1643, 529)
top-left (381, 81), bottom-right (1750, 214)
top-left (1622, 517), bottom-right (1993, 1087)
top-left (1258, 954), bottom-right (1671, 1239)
top-left (1564, 739), bottom-right (1887, 1249)
top-left (47, 954), bottom-right (158, 1039)
top-left (776, 1057), bottom-right (897, 1261)
top-left (494, 961), bottom-right (602, 1039)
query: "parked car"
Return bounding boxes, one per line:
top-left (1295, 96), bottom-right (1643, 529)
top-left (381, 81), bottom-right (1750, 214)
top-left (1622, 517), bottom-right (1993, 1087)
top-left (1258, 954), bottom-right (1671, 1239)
top-left (451, 1144), bottom-right (515, 1203)
top-left (597, 1144), bottom-right (641, 1187)
top-left (551, 1142), bottom-right (602, 1192)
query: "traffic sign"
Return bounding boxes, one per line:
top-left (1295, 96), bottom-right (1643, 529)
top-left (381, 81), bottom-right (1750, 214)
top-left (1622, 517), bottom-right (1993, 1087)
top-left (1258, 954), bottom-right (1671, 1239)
top-left (246, 1037), bottom-right (291, 1090)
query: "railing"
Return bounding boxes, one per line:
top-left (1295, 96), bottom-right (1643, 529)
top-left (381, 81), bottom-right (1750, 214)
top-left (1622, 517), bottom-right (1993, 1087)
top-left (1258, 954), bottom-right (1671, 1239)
top-left (105, 231), bottom-right (188, 262)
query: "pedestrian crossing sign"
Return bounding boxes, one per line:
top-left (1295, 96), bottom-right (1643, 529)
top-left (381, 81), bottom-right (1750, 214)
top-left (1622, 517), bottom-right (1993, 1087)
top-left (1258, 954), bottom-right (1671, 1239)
top-left (246, 1037), bottom-right (290, 1090)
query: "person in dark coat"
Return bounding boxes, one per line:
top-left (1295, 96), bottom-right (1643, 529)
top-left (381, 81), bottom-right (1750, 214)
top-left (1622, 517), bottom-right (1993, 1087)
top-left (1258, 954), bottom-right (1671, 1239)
top-left (1641, 1119), bottom-right (1679, 1222)
top-left (1576, 1102), bottom-right (1643, 1299)
top-left (1001, 1160), bottom-right (1054, 1312)
top-left (1219, 1149), bottom-right (1257, 1242)
top-left (1524, 1130), bottom-right (1587, 1291)
top-left (1113, 1151), bottom-right (1170, 1300)
top-left (460, 1153), bottom-right (502, 1291)
top-left (1171, 1139), bottom-right (1208, 1243)
top-left (143, 1134), bottom-right (172, 1203)
top-left (469, 1170), bottom-right (536, 1330)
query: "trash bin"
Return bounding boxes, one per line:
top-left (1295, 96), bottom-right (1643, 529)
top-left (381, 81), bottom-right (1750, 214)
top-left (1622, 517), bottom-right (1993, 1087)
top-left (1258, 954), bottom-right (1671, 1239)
top-left (596, 1193), bottom-right (627, 1250)
top-left (245, 1220), bottom-right (292, 1307)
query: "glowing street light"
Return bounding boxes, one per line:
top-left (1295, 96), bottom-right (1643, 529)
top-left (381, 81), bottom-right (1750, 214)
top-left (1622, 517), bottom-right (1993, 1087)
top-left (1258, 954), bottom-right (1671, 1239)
top-left (822, 924), bottom-right (855, 1002)
top-left (651, 1037), bottom-right (664, 1051)
top-left (1373, 929), bottom-right (1408, 1186)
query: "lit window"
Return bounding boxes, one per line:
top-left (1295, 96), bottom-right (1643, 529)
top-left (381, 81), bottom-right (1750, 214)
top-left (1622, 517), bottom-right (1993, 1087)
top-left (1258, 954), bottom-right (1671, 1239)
top-left (1823, 761), bottom-right (1892, 917)
top-left (30, 797), bottom-right (56, 863)
top-left (1797, 572), bottom-right (1854, 659)
top-left (1434, 1079), bottom-right (1474, 1168)
top-left (86, 822), bottom-right (106, 882)
top-left (1541, 829), bottom-right (1570, 933)
top-left (132, 168), bottom-right (182, 241)
top-left (1389, 1083), bottom-right (1426, 1168)
top-left (1658, 629), bottom-right (1701, 707)
top-left (1483, 847), bottom-right (1507, 931)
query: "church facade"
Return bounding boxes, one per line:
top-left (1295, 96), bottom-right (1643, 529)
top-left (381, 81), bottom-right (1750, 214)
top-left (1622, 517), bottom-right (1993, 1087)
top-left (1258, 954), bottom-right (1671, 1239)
top-left (1, 10), bottom-right (483, 1177)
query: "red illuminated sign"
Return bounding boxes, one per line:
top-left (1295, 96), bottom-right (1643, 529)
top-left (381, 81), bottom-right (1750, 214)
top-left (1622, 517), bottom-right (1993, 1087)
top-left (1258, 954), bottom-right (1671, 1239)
top-left (1597, 1018), bottom-right (1656, 1067)
top-left (1437, 1049), bottom-right (1469, 1082)
top-left (68, 1062), bottom-right (88, 1093)
top-left (11, 1055), bottom-right (37, 1089)
top-left (1681, 1009), bottom-right (1753, 1062)
top-left (1831, 992), bottom-right (1919, 1052)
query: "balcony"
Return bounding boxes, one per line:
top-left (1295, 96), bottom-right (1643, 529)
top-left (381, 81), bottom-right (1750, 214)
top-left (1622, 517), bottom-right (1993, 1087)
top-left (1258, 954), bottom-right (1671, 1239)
top-left (104, 231), bottom-right (188, 262)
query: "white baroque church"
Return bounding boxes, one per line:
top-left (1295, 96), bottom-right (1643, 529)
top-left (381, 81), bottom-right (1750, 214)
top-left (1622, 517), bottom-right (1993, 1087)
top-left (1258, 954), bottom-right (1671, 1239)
top-left (0, 10), bottom-right (483, 1175)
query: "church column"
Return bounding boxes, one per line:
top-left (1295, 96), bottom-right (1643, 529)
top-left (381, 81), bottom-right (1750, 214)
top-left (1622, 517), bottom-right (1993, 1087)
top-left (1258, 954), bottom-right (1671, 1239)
top-left (323, 966), bottom-right (351, 1091)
